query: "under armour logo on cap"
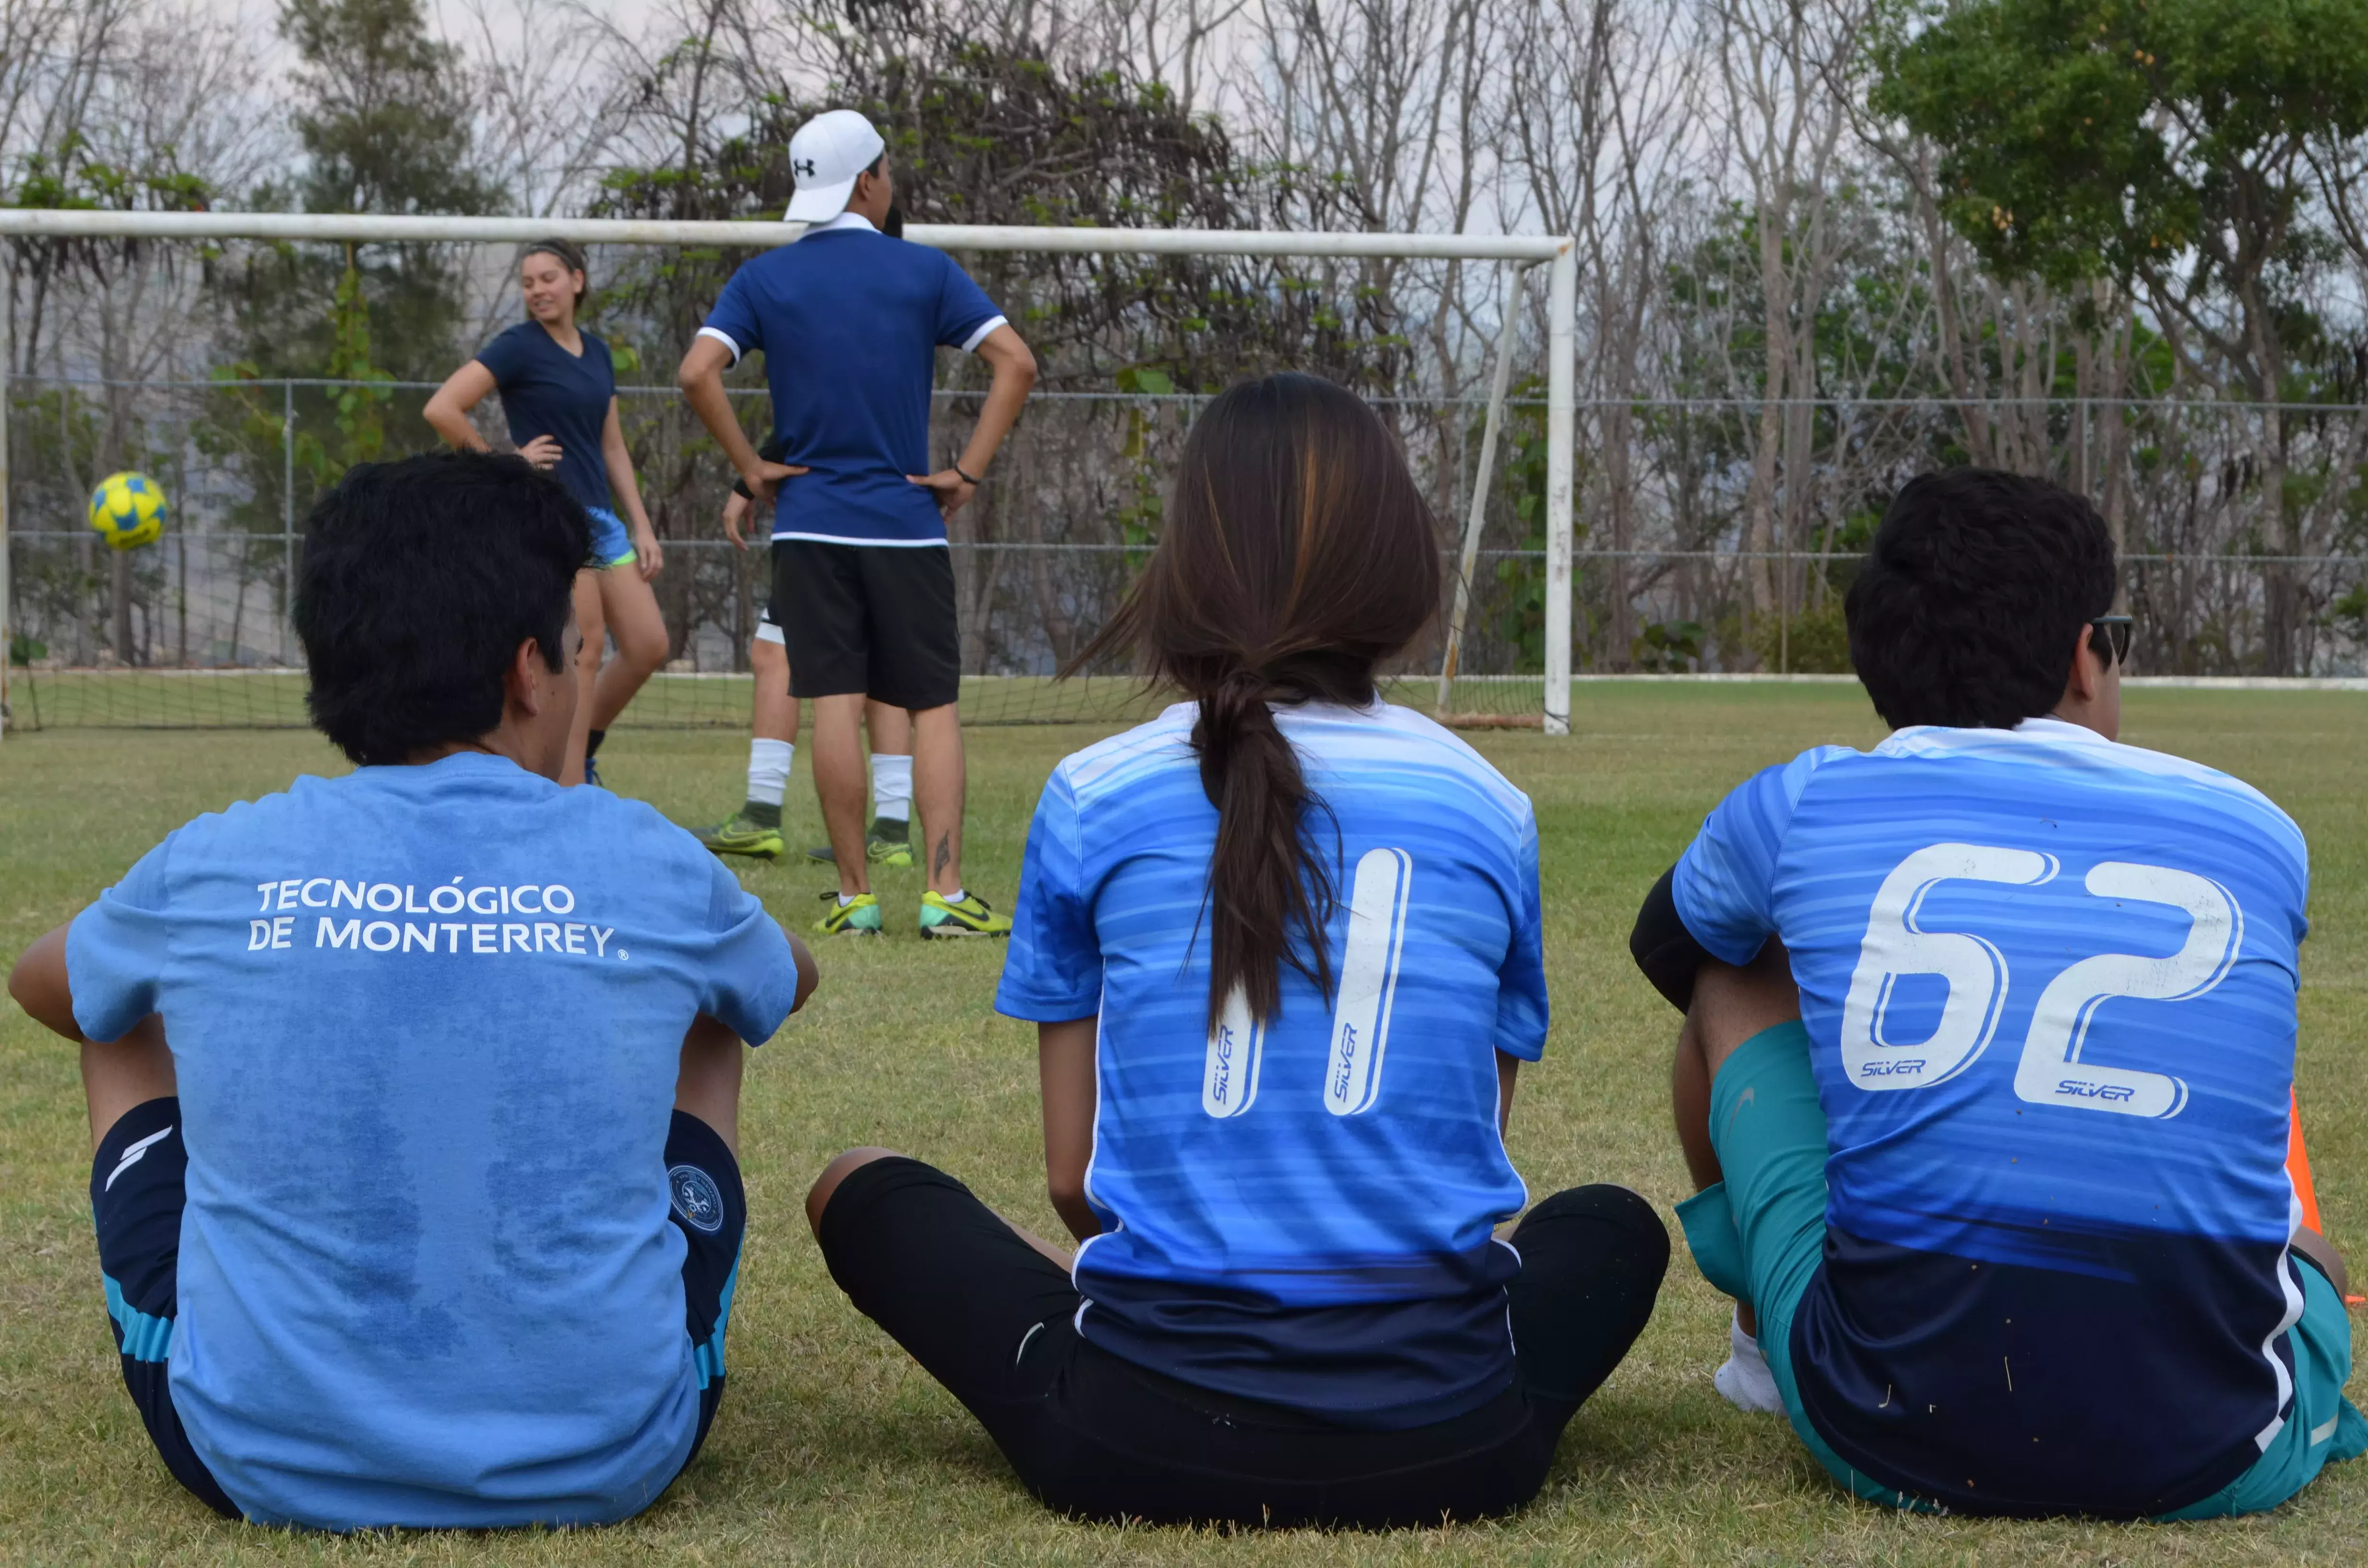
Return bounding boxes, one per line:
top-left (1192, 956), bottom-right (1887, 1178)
top-left (782, 110), bottom-right (887, 224)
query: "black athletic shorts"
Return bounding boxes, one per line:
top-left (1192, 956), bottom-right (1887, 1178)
top-left (769, 538), bottom-right (961, 710)
top-left (815, 1156), bottom-right (1669, 1529)
top-left (90, 1098), bottom-right (745, 1520)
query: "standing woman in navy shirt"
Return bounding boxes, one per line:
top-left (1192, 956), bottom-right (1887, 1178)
top-left (427, 239), bottom-right (668, 787)
top-left (804, 374), bottom-right (1669, 1528)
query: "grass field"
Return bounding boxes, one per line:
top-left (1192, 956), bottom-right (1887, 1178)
top-left (3, 683), bottom-right (2365, 1566)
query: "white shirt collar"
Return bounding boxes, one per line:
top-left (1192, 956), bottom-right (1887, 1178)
top-left (1873, 713), bottom-right (2117, 760)
top-left (2011, 714), bottom-right (2114, 745)
top-left (805, 210), bottom-right (876, 234)
top-left (1161, 697), bottom-right (1390, 723)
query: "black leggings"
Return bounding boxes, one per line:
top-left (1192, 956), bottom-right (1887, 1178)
top-left (816, 1157), bottom-right (1668, 1528)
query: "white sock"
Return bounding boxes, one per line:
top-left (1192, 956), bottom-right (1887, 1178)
top-left (871, 752), bottom-right (913, 822)
top-left (1714, 1310), bottom-right (1785, 1414)
top-left (838, 892), bottom-right (858, 907)
top-left (747, 739), bottom-right (792, 807)
top-left (942, 888), bottom-right (966, 905)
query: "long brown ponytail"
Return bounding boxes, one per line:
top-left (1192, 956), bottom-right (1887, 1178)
top-left (1068, 373), bottom-right (1440, 1032)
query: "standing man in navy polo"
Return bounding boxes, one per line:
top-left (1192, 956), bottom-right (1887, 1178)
top-left (679, 109), bottom-right (1037, 939)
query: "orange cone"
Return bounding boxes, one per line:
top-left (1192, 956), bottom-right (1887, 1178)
top-left (2290, 1090), bottom-right (2365, 1307)
top-left (2290, 1087), bottom-right (2323, 1237)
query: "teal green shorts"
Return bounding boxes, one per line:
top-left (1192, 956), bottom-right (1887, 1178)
top-left (1675, 1020), bottom-right (2367, 1518)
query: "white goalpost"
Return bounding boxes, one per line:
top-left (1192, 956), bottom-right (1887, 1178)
top-left (0, 210), bottom-right (1578, 740)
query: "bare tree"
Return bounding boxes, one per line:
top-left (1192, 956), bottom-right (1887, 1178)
top-left (1500, 0), bottom-right (1699, 665)
top-left (1713, 0), bottom-right (1864, 648)
top-left (447, 0), bottom-right (635, 339)
top-left (7, 0), bottom-right (282, 662)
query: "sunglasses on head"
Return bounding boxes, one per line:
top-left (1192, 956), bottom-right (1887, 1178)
top-left (2087, 614), bottom-right (2133, 667)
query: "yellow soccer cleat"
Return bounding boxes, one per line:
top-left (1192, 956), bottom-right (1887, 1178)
top-left (813, 890), bottom-right (884, 936)
top-left (918, 890), bottom-right (1011, 939)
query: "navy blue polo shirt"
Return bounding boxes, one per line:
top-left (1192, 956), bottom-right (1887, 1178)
top-left (476, 321), bottom-right (617, 512)
top-left (698, 216), bottom-right (1004, 545)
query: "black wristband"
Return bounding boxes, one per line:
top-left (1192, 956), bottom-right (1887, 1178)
top-left (1631, 863), bottom-right (1714, 1014)
top-left (730, 476), bottom-right (752, 499)
top-left (952, 462), bottom-right (982, 486)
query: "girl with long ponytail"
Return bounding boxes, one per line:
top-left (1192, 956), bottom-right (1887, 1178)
top-left (806, 373), bottom-right (1667, 1528)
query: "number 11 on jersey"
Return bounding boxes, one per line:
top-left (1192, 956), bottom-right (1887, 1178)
top-left (1326, 849), bottom-right (1413, 1117)
top-left (1199, 847), bottom-right (1415, 1120)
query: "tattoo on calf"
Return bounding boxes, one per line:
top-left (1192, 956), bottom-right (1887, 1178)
top-left (934, 834), bottom-right (952, 880)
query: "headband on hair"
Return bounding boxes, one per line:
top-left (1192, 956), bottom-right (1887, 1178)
top-left (520, 238), bottom-right (588, 274)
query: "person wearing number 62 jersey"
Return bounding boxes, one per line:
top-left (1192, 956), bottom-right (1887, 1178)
top-left (1634, 468), bottom-right (2363, 1520)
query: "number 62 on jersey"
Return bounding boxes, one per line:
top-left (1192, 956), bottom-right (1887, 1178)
top-left (1840, 842), bottom-right (2244, 1119)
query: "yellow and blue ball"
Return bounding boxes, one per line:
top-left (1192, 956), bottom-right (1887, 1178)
top-left (87, 471), bottom-right (167, 551)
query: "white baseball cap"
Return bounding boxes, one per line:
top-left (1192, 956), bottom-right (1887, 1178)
top-left (783, 110), bottom-right (887, 222)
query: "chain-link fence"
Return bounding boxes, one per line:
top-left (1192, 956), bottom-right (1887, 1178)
top-left (1, 376), bottom-right (1562, 730)
top-left (6, 377), bottom-right (2366, 735)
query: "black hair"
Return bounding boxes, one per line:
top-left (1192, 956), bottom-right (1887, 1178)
top-left (518, 237), bottom-right (589, 309)
top-left (296, 452), bottom-right (591, 766)
top-left (1068, 373), bottom-right (1439, 1031)
top-left (1845, 467), bottom-right (2117, 730)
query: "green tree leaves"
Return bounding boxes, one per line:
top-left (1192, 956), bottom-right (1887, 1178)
top-left (1875, 0), bottom-right (2368, 302)
top-left (279, 0), bottom-right (501, 219)
top-left (201, 0), bottom-right (504, 547)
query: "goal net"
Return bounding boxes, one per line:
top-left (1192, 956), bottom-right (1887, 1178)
top-left (0, 213), bottom-right (1578, 739)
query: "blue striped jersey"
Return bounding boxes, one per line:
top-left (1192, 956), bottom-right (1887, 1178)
top-left (1676, 716), bottom-right (2317, 1515)
top-left (995, 700), bottom-right (1547, 1427)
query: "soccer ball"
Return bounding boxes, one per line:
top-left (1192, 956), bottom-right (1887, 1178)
top-left (88, 471), bottom-right (167, 551)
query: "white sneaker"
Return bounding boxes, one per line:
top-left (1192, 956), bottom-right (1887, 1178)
top-left (1714, 1310), bottom-right (1786, 1414)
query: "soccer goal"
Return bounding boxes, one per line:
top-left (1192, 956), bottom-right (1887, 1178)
top-left (0, 210), bottom-right (1577, 740)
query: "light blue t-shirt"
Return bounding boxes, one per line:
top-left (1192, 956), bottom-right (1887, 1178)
top-left (67, 753), bottom-right (802, 1529)
top-left (995, 701), bottom-right (1547, 1428)
top-left (1674, 716), bottom-right (2317, 1513)
top-left (697, 218), bottom-right (1005, 546)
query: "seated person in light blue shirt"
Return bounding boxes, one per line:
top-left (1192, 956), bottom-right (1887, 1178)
top-left (803, 374), bottom-right (1669, 1530)
top-left (1636, 468), bottom-right (2363, 1519)
top-left (7, 453), bottom-right (815, 1529)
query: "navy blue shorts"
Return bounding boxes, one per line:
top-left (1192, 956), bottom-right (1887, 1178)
top-left (90, 1098), bottom-right (745, 1519)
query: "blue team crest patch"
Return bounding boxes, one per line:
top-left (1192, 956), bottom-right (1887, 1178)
top-left (668, 1164), bottom-right (727, 1233)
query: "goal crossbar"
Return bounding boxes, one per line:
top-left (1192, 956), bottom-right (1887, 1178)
top-left (0, 210), bottom-right (1577, 738)
top-left (0, 208), bottom-right (1572, 263)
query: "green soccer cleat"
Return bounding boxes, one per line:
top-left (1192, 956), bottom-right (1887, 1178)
top-left (804, 819), bottom-right (915, 868)
top-left (696, 812), bottom-right (785, 863)
top-left (918, 890), bottom-right (1011, 939)
top-left (814, 890), bottom-right (884, 936)
top-left (868, 817), bottom-right (915, 868)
